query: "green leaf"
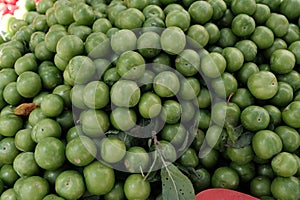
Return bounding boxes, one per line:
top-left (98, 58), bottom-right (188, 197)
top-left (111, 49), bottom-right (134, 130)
top-left (230, 132), bottom-right (254, 148)
top-left (105, 129), bottom-right (120, 135)
top-left (161, 163), bottom-right (195, 200)
top-left (225, 122), bottom-right (243, 143)
top-left (175, 163), bottom-right (201, 180)
top-left (145, 170), bottom-right (161, 183)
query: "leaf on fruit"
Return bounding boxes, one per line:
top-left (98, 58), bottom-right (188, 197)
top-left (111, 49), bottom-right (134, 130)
top-left (14, 103), bottom-right (38, 116)
top-left (145, 170), bottom-right (161, 183)
top-left (225, 122), bottom-right (243, 143)
top-left (105, 129), bottom-right (120, 135)
top-left (175, 163), bottom-right (197, 178)
top-left (228, 131), bottom-right (254, 148)
top-left (161, 163), bottom-right (195, 200)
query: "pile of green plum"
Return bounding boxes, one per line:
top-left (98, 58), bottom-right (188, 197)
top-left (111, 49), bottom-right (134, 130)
top-left (0, 0), bottom-right (300, 199)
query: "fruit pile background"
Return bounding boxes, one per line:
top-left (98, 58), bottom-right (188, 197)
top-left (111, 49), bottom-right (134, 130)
top-left (0, 0), bottom-right (300, 200)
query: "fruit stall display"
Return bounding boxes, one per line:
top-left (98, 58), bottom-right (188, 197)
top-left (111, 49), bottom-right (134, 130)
top-left (0, 0), bottom-right (300, 199)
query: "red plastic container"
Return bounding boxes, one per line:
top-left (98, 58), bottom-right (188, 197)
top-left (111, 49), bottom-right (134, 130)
top-left (196, 188), bottom-right (259, 200)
